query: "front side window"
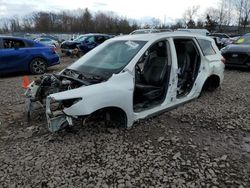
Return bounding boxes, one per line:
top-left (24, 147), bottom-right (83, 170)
top-left (3, 39), bottom-right (25, 49)
top-left (68, 40), bottom-right (146, 78)
top-left (197, 39), bottom-right (216, 56)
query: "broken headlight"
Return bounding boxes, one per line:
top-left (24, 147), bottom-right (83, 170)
top-left (46, 97), bottom-right (82, 117)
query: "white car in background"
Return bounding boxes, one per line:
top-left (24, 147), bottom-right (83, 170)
top-left (177, 29), bottom-right (210, 36)
top-left (35, 38), bottom-right (59, 47)
top-left (25, 33), bottom-right (225, 132)
top-left (130, 28), bottom-right (172, 35)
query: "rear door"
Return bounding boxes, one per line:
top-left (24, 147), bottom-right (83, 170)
top-left (1, 38), bottom-right (30, 72)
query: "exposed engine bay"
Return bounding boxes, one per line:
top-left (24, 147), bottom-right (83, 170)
top-left (25, 69), bottom-right (106, 132)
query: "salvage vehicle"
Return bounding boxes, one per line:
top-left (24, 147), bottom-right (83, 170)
top-left (25, 33), bottom-right (225, 132)
top-left (60, 33), bottom-right (112, 54)
top-left (221, 33), bottom-right (250, 68)
top-left (0, 36), bottom-right (60, 75)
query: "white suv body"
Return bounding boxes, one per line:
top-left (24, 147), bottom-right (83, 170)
top-left (26, 33), bottom-right (225, 132)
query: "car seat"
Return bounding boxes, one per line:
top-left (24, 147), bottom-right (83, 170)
top-left (176, 43), bottom-right (191, 88)
top-left (135, 42), bottom-right (168, 100)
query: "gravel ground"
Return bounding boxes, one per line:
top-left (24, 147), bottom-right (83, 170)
top-left (0, 56), bottom-right (249, 187)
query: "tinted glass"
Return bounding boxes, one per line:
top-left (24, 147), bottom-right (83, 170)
top-left (85, 36), bottom-right (95, 43)
top-left (96, 36), bottom-right (106, 44)
top-left (3, 39), bottom-right (25, 49)
top-left (197, 39), bottom-right (216, 56)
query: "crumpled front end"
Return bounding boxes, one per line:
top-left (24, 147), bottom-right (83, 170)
top-left (45, 96), bottom-right (75, 132)
top-left (25, 73), bottom-right (86, 132)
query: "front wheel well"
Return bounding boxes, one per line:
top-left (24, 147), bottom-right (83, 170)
top-left (202, 75), bottom-right (220, 92)
top-left (90, 107), bottom-right (128, 128)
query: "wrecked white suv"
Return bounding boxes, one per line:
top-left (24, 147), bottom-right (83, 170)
top-left (25, 33), bottom-right (225, 132)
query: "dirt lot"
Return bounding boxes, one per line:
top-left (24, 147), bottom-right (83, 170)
top-left (0, 56), bottom-right (249, 187)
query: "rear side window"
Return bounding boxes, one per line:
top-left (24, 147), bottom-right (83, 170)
top-left (197, 39), bottom-right (216, 56)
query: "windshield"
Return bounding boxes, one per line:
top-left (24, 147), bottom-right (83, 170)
top-left (68, 40), bottom-right (146, 78)
top-left (235, 34), bottom-right (250, 45)
top-left (73, 36), bottom-right (88, 42)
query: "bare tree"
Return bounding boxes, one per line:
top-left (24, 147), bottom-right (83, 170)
top-left (233, 0), bottom-right (250, 31)
top-left (0, 8), bottom-right (144, 34)
top-left (1, 19), bottom-right (10, 33)
top-left (241, 0), bottom-right (250, 31)
top-left (205, 0), bottom-right (235, 31)
top-left (204, 14), bottom-right (217, 32)
top-left (10, 16), bottom-right (21, 32)
top-left (234, 0), bottom-right (244, 29)
top-left (183, 5), bottom-right (200, 28)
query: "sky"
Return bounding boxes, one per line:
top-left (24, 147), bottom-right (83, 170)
top-left (0, 0), bottom-right (220, 24)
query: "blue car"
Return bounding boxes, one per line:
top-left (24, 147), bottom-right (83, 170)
top-left (0, 36), bottom-right (60, 75)
top-left (60, 34), bottom-right (113, 54)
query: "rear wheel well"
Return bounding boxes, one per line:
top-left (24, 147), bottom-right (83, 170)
top-left (202, 75), bottom-right (220, 92)
top-left (90, 107), bottom-right (127, 128)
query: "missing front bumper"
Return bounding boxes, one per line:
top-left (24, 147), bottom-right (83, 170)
top-left (46, 97), bottom-right (73, 133)
top-left (47, 115), bottom-right (71, 133)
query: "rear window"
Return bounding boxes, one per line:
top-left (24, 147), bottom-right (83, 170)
top-left (197, 39), bottom-right (216, 56)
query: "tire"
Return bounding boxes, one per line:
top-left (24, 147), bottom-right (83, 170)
top-left (29, 58), bottom-right (47, 74)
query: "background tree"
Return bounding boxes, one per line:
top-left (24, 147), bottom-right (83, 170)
top-left (183, 5), bottom-right (200, 28)
top-left (204, 14), bottom-right (217, 32)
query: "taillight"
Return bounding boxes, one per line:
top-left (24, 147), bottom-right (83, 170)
top-left (221, 57), bottom-right (226, 64)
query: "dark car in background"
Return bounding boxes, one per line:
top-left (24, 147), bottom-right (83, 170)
top-left (0, 36), bottom-right (60, 75)
top-left (221, 33), bottom-right (250, 68)
top-left (60, 33), bottom-right (112, 54)
top-left (209, 33), bottom-right (233, 49)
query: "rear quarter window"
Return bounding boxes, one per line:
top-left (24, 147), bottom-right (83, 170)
top-left (197, 39), bottom-right (216, 56)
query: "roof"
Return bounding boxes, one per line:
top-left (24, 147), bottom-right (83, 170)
top-left (78, 33), bottom-right (111, 37)
top-left (111, 32), bottom-right (213, 42)
top-left (0, 36), bottom-right (34, 42)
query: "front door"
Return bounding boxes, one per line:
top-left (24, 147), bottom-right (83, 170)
top-left (0, 38), bottom-right (29, 73)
